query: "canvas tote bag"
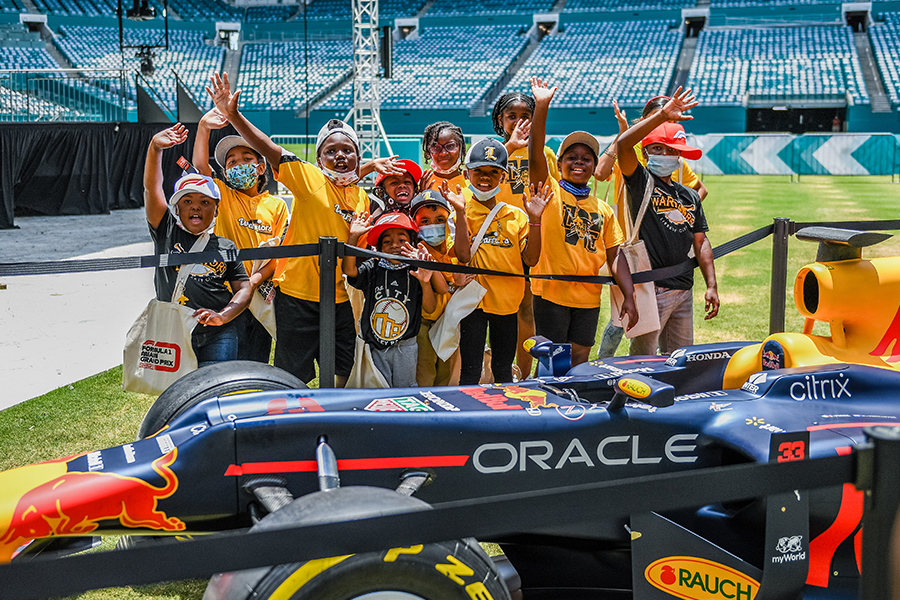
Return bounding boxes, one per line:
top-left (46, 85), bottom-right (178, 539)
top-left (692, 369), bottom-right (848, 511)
top-left (248, 237), bottom-right (279, 340)
top-left (123, 234), bottom-right (208, 395)
top-left (346, 336), bottom-right (391, 389)
top-left (427, 202), bottom-right (504, 361)
top-left (610, 175), bottom-right (661, 338)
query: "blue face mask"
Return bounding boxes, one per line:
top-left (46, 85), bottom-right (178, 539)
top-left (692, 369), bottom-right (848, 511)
top-left (418, 223), bottom-right (446, 246)
top-left (468, 183), bottom-right (500, 202)
top-left (225, 163), bottom-right (259, 190)
top-left (646, 155), bottom-right (681, 178)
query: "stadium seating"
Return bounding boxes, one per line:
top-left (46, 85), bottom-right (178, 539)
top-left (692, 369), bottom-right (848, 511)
top-left (54, 25), bottom-right (223, 109)
top-left (320, 24), bottom-right (529, 111)
top-left (0, 0), bottom-right (23, 13)
top-left (686, 25), bottom-right (869, 105)
top-left (245, 5), bottom-right (298, 22)
top-left (302, 0), bottom-right (424, 21)
top-left (500, 21), bottom-right (682, 108)
top-left (565, 0), bottom-right (694, 12)
top-left (0, 45), bottom-right (59, 69)
top-left (425, 0), bottom-right (551, 18)
top-left (168, 0), bottom-right (243, 22)
top-left (237, 39), bottom-right (352, 110)
top-left (870, 13), bottom-right (900, 104)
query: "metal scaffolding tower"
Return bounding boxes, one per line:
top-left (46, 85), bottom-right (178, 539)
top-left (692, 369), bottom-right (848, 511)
top-left (346, 0), bottom-right (392, 163)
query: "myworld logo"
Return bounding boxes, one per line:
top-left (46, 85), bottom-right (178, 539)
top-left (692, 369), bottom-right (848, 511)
top-left (645, 556), bottom-right (759, 600)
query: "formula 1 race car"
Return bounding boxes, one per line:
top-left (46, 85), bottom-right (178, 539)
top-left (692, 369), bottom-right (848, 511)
top-left (1, 227), bottom-right (899, 600)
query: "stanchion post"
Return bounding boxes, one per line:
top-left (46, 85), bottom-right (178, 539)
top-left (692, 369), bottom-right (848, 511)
top-left (318, 237), bottom-right (338, 388)
top-left (859, 426), bottom-right (900, 600)
top-left (769, 217), bottom-right (792, 335)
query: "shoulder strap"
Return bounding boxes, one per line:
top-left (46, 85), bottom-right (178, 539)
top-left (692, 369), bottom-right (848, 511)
top-left (627, 170), bottom-right (654, 245)
top-left (170, 232), bottom-right (210, 303)
top-left (469, 201), bottom-right (506, 257)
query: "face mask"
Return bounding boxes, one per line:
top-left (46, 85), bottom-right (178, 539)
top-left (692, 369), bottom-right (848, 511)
top-left (320, 164), bottom-right (359, 187)
top-left (646, 155), bottom-right (682, 178)
top-left (225, 163), bottom-right (259, 190)
top-left (432, 156), bottom-right (461, 176)
top-left (468, 183), bottom-right (500, 203)
top-left (418, 223), bottom-right (446, 246)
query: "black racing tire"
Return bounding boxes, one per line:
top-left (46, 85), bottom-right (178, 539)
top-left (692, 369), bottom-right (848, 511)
top-left (203, 487), bottom-right (510, 600)
top-left (138, 360), bottom-right (305, 439)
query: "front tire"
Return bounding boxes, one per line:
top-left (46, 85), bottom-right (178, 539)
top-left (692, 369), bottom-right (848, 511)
top-left (204, 487), bottom-right (510, 600)
top-left (138, 361), bottom-right (305, 439)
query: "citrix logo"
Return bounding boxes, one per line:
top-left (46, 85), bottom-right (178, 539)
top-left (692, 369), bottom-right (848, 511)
top-left (789, 373), bottom-right (850, 401)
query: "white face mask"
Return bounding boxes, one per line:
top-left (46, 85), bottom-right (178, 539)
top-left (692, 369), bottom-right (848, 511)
top-left (432, 156), bottom-right (461, 176)
top-left (418, 223), bottom-right (446, 246)
top-left (646, 155), bottom-right (682, 178)
top-left (468, 183), bottom-right (500, 202)
top-left (320, 164), bottom-right (359, 187)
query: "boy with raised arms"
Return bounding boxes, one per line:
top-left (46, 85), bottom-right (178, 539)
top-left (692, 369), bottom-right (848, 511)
top-left (528, 77), bottom-right (638, 366)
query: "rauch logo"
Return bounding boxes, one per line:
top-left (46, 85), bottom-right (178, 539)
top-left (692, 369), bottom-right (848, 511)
top-left (645, 556), bottom-right (759, 600)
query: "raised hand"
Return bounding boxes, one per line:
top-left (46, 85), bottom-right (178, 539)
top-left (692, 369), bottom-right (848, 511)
top-left (507, 117), bottom-right (531, 150)
top-left (151, 123), bottom-right (188, 150)
top-left (524, 181), bottom-right (553, 223)
top-left (200, 107), bottom-right (229, 130)
top-left (613, 100), bottom-right (628, 134)
top-left (372, 155), bottom-right (406, 176)
top-left (206, 72), bottom-right (241, 117)
top-left (529, 76), bottom-right (557, 106)
top-left (440, 180), bottom-right (465, 212)
top-left (348, 211), bottom-right (373, 241)
top-left (661, 86), bottom-right (698, 122)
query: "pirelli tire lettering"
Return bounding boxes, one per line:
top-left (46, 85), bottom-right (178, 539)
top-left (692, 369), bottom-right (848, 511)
top-left (209, 540), bottom-right (511, 600)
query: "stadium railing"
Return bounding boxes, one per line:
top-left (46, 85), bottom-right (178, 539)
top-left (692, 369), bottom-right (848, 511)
top-left (0, 68), bottom-right (127, 122)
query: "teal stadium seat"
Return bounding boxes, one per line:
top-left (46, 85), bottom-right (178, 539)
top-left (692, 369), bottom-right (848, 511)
top-left (685, 25), bottom-right (869, 106)
top-left (500, 21), bottom-right (682, 108)
top-left (869, 12), bottom-right (900, 103)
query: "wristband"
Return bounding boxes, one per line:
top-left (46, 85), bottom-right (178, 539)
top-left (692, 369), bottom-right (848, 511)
top-left (529, 222), bottom-right (542, 227)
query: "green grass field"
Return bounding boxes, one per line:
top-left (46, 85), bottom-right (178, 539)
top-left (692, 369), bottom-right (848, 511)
top-left (1, 175), bottom-right (898, 599)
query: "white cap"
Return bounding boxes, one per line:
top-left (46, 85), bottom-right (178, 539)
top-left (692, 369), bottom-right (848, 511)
top-left (214, 135), bottom-right (266, 169)
top-left (170, 174), bottom-right (221, 207)
top-left (315, 120), bottom-right (359, 155)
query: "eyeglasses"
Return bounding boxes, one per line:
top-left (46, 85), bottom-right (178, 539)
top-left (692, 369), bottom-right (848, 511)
top-left (428, 141), bottom-right (459, 155)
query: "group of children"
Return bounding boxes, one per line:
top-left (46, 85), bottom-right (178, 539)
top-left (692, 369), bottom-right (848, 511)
top-left (144, 71), bottom-right (713, 388)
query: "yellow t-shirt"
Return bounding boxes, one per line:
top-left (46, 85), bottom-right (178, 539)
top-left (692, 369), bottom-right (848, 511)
top-left (609, 143), bottom-right (700, 230)
top-left (531, 178), bottom-right (623, 309)
top-left (212, 181), bottom-right (290, 275)
top-left (498, 145), bottom-right (559, 212)
top-left (465, 191), bottom-right (529, 315)
top-left (273, 154), bottom-right (368, 303)
top-left (421, 245), bottom-right (454, 321)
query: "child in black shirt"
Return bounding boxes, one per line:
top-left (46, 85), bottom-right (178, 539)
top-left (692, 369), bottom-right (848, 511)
top-left (343, 212), bottom-right (445, 386)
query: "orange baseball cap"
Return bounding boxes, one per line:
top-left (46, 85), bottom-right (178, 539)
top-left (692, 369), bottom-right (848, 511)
top-left (374, 159), bottom-right (423, 187)
top-left (369, 212), bottom-right (419, 247)
top-left (642, 122), bottom-right (702, 160)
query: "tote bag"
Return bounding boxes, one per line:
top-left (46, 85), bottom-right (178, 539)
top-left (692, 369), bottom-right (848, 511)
top-left (346, 336), bottom-right (390, 389)
top-left (122, 234), bottom-right (207, 395)
top-left (610, 175), bottom-right (661, 338)
top-left (248, 238), bottom-right (279, 340)
top-left (427, 203), bottom-right (501, 361)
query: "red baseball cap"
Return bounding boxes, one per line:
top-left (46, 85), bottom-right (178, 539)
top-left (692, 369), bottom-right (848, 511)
top-left (374, 159), bottom-right (423, 187)
top-left (369, 212), bottom-right (418, 247)
top-left (642, 122), bottom-right (702, 160)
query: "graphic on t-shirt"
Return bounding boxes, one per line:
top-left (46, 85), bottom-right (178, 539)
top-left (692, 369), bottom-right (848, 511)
top-left (563, 204), bottom-right (602, 253)
top-left (173, 244), bottom-right (227, 279)
top-left (237, 217), bottom-right (273, 234)
top-left (651, 189), bottom-right (695, 231)
top-left (333, 204), bottom-right (355, 224)
top-left (371, 298), bottom-right (410, 343)
top-left (508, 158), bottom-right (529, 195)
top-left (480, 230), bottom-right (513, 248)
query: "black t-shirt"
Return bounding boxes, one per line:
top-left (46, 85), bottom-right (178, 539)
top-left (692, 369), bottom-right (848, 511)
top-left (149, 211), bottom-right (248, 332)
top-left (623, 164), bottom-right (708, 290)
top-left (346, 259), bottom-right (423, 350)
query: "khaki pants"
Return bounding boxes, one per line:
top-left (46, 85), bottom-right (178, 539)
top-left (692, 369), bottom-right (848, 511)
top-left (416, 319), bottom-right (458, 386)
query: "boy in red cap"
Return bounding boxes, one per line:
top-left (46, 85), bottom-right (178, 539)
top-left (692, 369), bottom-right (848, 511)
top-left (616, 87), bottom-right (719, 356)
top-left (371, 159), bottom-right (423, 217)
top-left (342, 212), bottom-right (444, 387)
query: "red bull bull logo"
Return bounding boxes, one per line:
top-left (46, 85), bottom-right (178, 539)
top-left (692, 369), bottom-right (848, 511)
top-left (0, 450), bottom-right (185, 562)
top-left (502, 386), bottom-right (559, 409)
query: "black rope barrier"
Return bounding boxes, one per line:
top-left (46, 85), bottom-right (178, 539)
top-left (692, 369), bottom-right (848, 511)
top-left (0, 450), bottom-right (860, 600)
